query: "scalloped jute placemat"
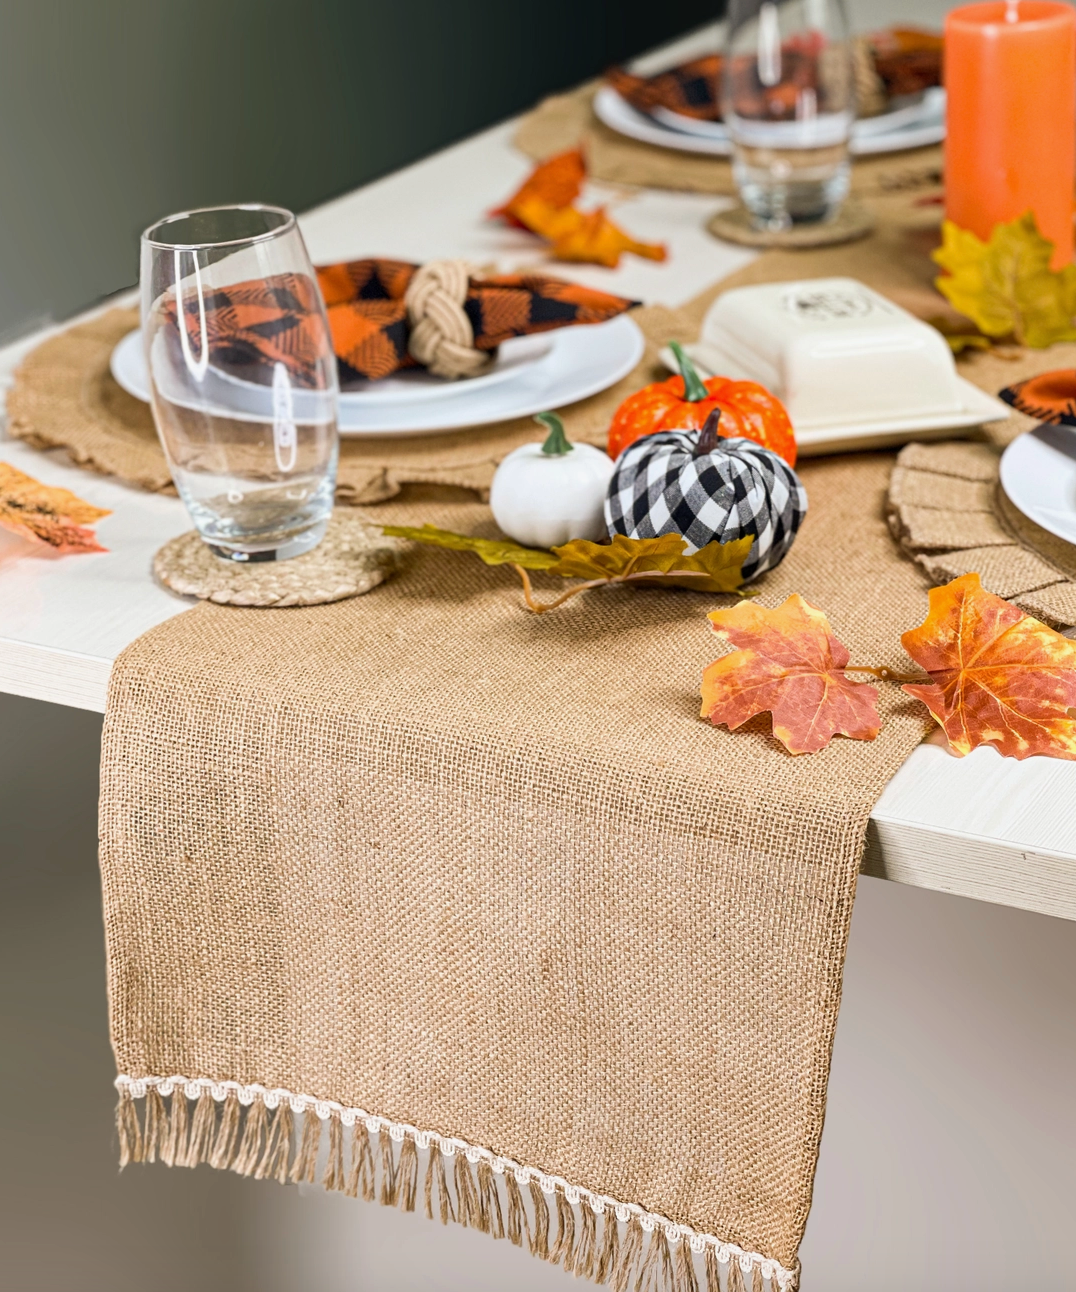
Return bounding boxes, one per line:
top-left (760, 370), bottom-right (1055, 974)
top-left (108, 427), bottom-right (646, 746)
top-left (4, 304), bottom-right (690, 507)
top-left (888, 441), bottom-right (1076, 631)
top-left (154, 510), bottom-right (399, 607)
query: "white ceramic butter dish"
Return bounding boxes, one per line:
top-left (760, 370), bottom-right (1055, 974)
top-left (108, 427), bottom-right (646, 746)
top-left (660, 278), bottom-right (1009, 456)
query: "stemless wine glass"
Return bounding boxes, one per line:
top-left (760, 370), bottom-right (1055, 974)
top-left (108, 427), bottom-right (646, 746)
top-left (140, 204), bottom-right (338, 561)
top-left (723, 0), bottom-right (854, 230)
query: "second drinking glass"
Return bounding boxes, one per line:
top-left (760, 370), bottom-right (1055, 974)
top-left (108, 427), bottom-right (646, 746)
top-left (723, 0), bottom-right (854, 231)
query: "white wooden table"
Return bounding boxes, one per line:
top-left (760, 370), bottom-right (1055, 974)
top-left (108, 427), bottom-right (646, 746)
top-left (2, 64), bottom-right (1074, 927)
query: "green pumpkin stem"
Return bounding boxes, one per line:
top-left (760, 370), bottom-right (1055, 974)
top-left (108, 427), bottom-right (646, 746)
top-left (669, 340), bottom-right (709, 403)
top-left (696, 407), bottom-right (723, 455)
top-left (535, 411), bottom-right (574, 456)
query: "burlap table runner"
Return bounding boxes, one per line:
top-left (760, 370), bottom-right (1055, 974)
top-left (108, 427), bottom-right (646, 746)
top-left (103, 455), bottom-right (932, 1292)
top-left (93, 184), bottom-right (1041, 1291)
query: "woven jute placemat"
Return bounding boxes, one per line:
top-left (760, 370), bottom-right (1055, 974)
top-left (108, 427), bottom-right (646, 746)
top-left (513, 83), bottom-right (944, 200)
top-left (5, 304), bottom-right (694, 506)
top-left (888, 439), bottom-right (1076, 630)
top-left (154, 509), bottom-right (399, 607)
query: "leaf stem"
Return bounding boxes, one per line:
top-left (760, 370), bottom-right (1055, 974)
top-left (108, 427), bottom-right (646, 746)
top-left (669, 340), bottom-right (710, 403)
top-left (845, 664), bottom-right (929, 684)
top-left (513, 564), bottom-right (606, 612)
top-left (513, 564), bottom-right (748, 612)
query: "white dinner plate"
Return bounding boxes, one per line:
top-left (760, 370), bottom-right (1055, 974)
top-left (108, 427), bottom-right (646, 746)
top-left (110, 315), bottom-right (645, 437)
top-left (999, 424), bottom-right (1076, 547)
top-left (594, 86), bottom-right (945, 159)
top-left (111, 327), bottom-right (554, 408)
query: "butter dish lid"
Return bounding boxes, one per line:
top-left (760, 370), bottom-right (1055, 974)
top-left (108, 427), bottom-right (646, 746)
top-left (660, 278), bottom-right (1009, 455)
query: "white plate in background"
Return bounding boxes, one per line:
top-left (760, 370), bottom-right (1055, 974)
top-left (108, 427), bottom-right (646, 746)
top-left (594, 85), bottom-right (945, 159)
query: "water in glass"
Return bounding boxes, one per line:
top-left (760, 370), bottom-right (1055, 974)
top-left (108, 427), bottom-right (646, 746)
top-left (141, 205), bottom-right (339, 561)
top-left (723, 0), bottom-right (853, 230)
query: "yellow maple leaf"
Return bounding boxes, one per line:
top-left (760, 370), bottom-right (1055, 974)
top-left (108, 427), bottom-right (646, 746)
top-left (933, 213), bottom-right (1076, 348)
top-left (549, 532), bottom-right (750, 593)
top-left (511, 197), bottom-right (667, 269)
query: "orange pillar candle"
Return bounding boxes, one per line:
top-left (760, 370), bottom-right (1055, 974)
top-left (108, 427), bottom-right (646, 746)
top-left (946, 1), bottom-right (1076, 268)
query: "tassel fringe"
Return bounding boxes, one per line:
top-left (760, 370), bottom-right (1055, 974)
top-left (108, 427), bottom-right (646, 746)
top-left (233, 1096), bottom-right (268, 1175)
top-left (597, 1208), bottom-right (620, 1284)
top-left (323, 1114), bottom-right (346, 1193)
top-left (528, 1179), bottom-right (550, 1260)
top-left (347, 1122), bottom-right (376, 1201)
top-left (505, 1169), bottom-right (529, 1249)
top-left (114, 1076), bottom-right (797, 1291)
top-left (397, 1135), bottom-right (419, 1212)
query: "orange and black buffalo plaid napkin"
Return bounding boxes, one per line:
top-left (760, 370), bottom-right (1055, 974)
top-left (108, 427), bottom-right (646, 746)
top-left (165, 260), bottom-right (637, 387)
top-left (607, 28), bottom-right (942, 124)
top-left (607, 57), bottom-right (723, 121)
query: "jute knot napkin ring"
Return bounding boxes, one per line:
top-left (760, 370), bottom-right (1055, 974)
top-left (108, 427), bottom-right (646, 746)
top-left (405, 259), bottom-right (492, 380)
top-left (153, 510), bottom-right (399, 607)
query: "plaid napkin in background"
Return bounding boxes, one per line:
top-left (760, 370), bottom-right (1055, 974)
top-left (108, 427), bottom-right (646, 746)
top-left (164, 262), bottom-right (637, 387)
top-left (607, 26), bottom-right (942, 123)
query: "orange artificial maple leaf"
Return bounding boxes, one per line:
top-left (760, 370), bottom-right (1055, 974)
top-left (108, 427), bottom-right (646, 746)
top-left (491, 148), bottom-right (586, 229)
top-left (511, 196), bottom-right (667, 269)
top-left (0, 461), bottom-right (110, 553)
top-left (701, 594), bottom-right (881, 755)
top-left (901, 572), bottom-right (1076, 760)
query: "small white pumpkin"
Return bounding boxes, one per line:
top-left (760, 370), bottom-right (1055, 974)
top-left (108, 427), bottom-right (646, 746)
top-left (490, 413), bottom-right (615, 548)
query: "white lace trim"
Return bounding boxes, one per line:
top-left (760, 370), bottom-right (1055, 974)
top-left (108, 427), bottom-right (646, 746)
top-left (116, 1073), bottom-right (797, 1289)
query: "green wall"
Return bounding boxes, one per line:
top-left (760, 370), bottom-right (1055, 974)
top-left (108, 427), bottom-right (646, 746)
top-left (0, 0), bottom-right (718, 338)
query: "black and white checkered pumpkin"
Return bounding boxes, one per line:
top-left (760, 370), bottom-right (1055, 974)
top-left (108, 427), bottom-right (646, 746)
top-left (604, 428), bottom-right (807, 581)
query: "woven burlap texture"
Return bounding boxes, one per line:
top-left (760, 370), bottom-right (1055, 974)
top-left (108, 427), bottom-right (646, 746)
top-left (888, 439), bottom-right (1076, 629)
top-left (101, 446), bottom-right (936, 1281)
top-left (513, 83), bottom-right (943, 199)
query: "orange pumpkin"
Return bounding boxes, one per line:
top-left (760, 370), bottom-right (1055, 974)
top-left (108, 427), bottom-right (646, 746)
top-left (607, 342), bottom-right (796, 466)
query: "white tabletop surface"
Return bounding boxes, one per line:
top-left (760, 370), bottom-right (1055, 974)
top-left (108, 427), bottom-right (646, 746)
top-left (1, 43), bottom-right (1075, 923)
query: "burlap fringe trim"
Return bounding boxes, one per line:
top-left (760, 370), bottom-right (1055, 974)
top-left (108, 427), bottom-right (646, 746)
top-left (115, 1075), bottom-right (796, 1292)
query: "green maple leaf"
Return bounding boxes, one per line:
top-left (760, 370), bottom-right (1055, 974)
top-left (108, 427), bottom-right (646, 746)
top-left (933, 213), bottom-right (1076, 348)
top-left (380, 524), bottom-right (557, 570)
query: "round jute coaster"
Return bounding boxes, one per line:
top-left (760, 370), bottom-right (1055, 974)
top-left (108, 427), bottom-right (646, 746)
top-left (707, 200), bottom-right (875, 249)
top-left (887, 439), bottom-right (1076, 630)
top-left (154, 510), bottom-right (399, 608)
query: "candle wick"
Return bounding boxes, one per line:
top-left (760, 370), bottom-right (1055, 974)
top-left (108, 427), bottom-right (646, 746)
top-left (1005, 0), bottom-right (1019, 23)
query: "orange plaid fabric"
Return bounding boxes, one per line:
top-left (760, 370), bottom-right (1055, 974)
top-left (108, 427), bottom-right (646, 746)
top-left (607, 29), bottom-right (942, 124)
top-left (608, 57), bottom-right (722, 122)
top-left (166, 260), bottom-right (637, 386)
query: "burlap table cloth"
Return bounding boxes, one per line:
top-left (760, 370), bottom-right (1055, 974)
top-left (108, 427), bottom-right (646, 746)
top-left (93, 188), bottom-right (1021, 1292)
